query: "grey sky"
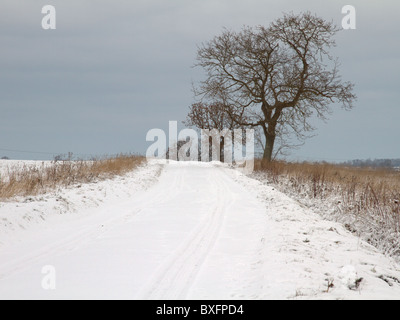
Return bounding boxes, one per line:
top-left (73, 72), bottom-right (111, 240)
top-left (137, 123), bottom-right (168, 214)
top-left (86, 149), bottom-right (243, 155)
top-left (0, 0), bottom-right (399, 161)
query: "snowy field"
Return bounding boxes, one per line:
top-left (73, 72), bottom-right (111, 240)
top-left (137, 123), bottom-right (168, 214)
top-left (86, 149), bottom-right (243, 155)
top-left (0, 160), bottom-right (51, 181)
top-left (0, 160), bottom-right (399, 299)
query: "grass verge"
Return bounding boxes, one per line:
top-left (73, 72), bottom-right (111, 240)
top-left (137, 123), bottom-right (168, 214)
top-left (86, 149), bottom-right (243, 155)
top-left (0, 155), bottom-right (145, 200)
top-left (254, 160), bottom-right (400, 259)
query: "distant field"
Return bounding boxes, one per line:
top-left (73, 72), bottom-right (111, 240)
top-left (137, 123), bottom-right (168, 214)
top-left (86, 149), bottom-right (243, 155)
top-left (0, 160), bottom-right (53, 183)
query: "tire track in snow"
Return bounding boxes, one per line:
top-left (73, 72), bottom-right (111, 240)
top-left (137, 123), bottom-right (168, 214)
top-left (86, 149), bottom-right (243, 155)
top-left (0, 208), bottom-right (142, 281)
top-left (139, 167), bottom-right (232, 300)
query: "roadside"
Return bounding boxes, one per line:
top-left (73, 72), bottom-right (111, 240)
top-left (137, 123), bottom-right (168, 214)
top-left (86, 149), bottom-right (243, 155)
top-left (0, 161), bottom-right (399, 299)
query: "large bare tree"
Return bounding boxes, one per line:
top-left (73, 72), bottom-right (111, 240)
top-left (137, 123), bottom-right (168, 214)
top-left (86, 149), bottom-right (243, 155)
top-left (194, 12), bottom-right (356, 161)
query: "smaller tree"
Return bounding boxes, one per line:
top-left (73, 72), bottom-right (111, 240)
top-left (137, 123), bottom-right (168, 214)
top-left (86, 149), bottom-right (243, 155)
top-left (184, 102), bottom-right (246, 162)
top-left (166, 140), bottom-right (199, 161)
top-left (184, 102), bottom-right (237, 132)
top-left (53, 152), bottom-right (74, 162)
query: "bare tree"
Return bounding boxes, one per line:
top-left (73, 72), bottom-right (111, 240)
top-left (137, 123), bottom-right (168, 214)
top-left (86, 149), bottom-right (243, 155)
top-left (194, 12), bottom-right (356, 161)
top-left (184, 102), bottom-right (246, 162)
top-left (53, 152), bottom-right (74, 162)
top-left (166, 139), bottom-right (198, 161)
top-left (184, 102), bottom-right (239, 131)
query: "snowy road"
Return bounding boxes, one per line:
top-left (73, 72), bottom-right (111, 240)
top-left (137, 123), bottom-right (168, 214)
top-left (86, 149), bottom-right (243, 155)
top-left (0, 160), bottom-right (400, 299)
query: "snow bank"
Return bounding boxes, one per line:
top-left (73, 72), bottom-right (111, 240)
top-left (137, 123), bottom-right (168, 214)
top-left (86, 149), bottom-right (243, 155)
top-left (0, 160), bottom-right (163, 246)
top-left (228, 168), bottom-right (400, 299)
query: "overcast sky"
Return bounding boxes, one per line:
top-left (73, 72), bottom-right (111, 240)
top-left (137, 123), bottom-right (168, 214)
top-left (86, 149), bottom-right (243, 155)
top-left (0, 0), bottom-right (399, 161)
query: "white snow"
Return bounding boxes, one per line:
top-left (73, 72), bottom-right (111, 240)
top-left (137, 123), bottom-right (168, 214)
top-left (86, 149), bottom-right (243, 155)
top-left (0, 160), bottom-right (399, 300)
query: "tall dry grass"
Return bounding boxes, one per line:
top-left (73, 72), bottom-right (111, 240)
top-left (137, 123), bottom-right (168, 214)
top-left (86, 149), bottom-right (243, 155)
top-left (254, 160), bottom-right (400, 258)
top-left (0, 155), bottom-right (145, 200)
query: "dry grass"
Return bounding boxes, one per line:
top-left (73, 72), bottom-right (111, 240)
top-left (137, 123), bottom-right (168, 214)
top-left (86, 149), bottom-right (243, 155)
top-left (0, 155), bottom-right (145, 200)
top-left (254, 160), bottom-right (400, 258)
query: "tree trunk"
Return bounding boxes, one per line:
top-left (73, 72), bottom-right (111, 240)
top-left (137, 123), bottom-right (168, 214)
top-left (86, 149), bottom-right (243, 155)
top-left (263, 131), bottom-right (276, 162)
